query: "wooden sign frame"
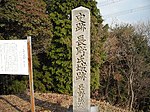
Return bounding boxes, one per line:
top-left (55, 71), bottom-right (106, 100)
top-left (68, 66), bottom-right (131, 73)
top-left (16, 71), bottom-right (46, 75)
top-left (27, 36), bottom-right (35, 112)
top-left (0, 36), bottom-right (35, 112)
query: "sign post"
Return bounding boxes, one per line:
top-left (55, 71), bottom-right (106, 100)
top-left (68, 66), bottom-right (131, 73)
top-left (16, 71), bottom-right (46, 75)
top-left (72, 6), bottom-right (91, 112)
top-left (27, 36), bottom-right (35, 112)
top-left (0, 37), bottom-right (35, 112)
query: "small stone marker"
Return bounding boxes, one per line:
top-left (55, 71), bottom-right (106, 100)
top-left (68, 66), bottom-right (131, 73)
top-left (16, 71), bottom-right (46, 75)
top-left (72, 6), bottom-right (90, 112)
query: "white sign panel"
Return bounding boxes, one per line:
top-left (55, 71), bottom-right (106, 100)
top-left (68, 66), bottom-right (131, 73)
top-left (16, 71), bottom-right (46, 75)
top-left (0, 40), bottom-right (28, 75)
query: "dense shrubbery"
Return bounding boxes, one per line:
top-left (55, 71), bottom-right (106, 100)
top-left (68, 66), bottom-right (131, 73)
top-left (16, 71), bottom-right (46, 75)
top-left (0, 0), bottom-right (107, 94)
top-left (0, 0), bottom-right (52, 94)
top-left (42, 0), bottom-right (107, 94)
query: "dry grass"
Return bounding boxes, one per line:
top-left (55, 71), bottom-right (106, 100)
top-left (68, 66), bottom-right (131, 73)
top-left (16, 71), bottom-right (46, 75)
top-left (0, 93), bottom-right (130, 112)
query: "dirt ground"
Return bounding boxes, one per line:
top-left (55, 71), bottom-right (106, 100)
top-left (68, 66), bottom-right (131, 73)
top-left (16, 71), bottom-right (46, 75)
top-left (0, 93), bottom-right (130, 112)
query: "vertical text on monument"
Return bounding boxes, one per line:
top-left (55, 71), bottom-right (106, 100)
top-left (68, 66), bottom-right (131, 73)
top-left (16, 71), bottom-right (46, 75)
top-left (72, 6), bottom-right (90, 112)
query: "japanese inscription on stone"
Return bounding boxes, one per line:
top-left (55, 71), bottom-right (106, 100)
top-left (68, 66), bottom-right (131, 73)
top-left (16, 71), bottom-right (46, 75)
top-left (0, 40), bottom-right (28, 75)
top-left (72, 6), bottom-right (90, 112)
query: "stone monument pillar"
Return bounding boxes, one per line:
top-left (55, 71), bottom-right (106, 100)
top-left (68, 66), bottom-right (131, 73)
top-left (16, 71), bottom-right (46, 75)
top-left (72, 6), bottom-right (90, 112)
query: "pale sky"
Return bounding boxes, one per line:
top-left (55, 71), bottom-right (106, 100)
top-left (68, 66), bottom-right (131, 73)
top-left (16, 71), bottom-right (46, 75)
top-left (96, 0), bottom-right (150, 26)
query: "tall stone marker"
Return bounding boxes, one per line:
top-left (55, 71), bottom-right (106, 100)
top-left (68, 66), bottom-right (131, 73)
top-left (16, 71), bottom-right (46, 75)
top-left (72, 6), bottom-right (90, 112)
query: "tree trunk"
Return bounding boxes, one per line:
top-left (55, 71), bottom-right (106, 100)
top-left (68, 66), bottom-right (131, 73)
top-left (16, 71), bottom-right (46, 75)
top-left (129, 64), bottom-right (134, 111)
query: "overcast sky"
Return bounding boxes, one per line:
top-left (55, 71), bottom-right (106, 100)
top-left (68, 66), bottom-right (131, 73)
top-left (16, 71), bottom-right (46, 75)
top-left (96, 0), bottom-right (150, 26)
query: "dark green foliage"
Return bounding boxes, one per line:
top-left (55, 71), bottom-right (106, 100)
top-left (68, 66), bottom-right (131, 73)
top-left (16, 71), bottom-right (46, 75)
top-left (42, 0), bottom-right (107, 94)
top-left (0, 0), bottom-right (52, 94)
top-left (0, 0), bottom-right (108, 96)
top-left (33, 55), bottom-right (46, 92)
top-left (0, 0), bottom-right (52, 53)
top-left (8, 80), bottom-right (27, 94)
top-left (0, 75), bottom-right (28, 94)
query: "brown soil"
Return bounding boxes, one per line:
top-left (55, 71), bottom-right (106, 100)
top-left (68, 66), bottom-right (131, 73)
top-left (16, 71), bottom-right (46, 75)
top-left (0, 93), bottom-right (130, 112)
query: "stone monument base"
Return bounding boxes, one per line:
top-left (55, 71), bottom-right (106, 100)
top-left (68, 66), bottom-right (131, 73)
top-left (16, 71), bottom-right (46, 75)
top-left (67, 105), bottom-right (99, 112)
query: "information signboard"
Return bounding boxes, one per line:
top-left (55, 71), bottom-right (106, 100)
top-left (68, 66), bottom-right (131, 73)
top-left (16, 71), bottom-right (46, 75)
top-left (0, 40), bottom-right (28, 75)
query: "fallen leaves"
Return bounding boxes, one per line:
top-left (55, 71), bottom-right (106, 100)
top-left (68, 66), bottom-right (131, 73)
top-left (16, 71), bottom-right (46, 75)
top-left (0, 92), bottom-right (130, 112)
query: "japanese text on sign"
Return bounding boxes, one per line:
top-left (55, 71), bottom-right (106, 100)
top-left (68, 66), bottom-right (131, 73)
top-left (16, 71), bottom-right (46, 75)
top-left (75, 12), bottom-right (87, 108)
top-left (72, 6), bottom-right (90, 112)
top-left (0, 40), bottom-right (28, 75)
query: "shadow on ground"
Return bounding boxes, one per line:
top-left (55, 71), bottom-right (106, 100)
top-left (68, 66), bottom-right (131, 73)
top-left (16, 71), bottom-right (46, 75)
top-left (18, 93), bottom-right (68, 112)
top-left (0, 96), bottom-right (23, 112)
top-left (0, 93), bottom-right (68, 112)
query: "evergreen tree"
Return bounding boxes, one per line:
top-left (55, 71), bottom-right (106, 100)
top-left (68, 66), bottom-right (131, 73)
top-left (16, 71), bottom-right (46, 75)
top-left (0, 0), bottom-right (52, 53)
top-left (43, 0), bottom-right (108, 94)
top-left (0, 0), bottom-right (52, 94)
